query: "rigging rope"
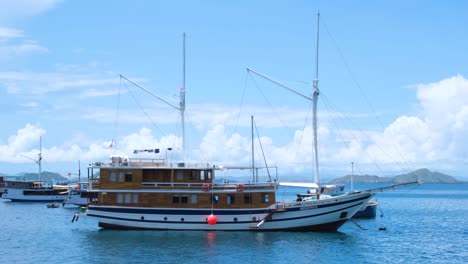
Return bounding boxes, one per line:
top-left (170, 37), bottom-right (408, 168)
top-left (123, 80), bottom-right (167, 136)
top-left (350, 219), bottom-right (367, 230)
top-left (253, 119), bottom-right (271, 181)
top-left (110, 76), bottom-right (123, 151)
top-left (321, 16), bottom-right (418, 178)
top-left (246, 71), bottom-right (315, 168)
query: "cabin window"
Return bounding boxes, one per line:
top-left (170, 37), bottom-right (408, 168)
top-left (109, 172), bottom-right (116, 182)
top-left (227, 195), bottom-right (235, 205)
top-left (181, 194), bottom-right (188, 203)
top-left (190, 194), bottom-right (198, 204)
top-left (262, 194), bottom-right (270, 203)
top-left (118, 172), bottom-right (124, 182)
top-left (132, 194), bottom-right (138, 203)
top-left (244, 194), bottom-right (251, 204)
top-left (207, 170), bottom-right (212, 180)
top-left (172, 195), bottom-right (180, 203)
top-left (125, 193), bottom-right (131, 203)
top-left (125, 173), bottom-right (133, 182)
top-left (190, 170), bottom-right (199, 180)
top-left (200, 171), bottom-right (206, 180)
top-left (212, 195), bottom-right (219, 204)
top-left (176, 170), bottom-right (184, 181)
top-left (116, 193), bottom-right (123, 203)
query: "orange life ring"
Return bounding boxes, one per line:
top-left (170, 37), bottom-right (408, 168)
top-left (202, 183), bottom-right (211, 192)
top-left (236, 184), bottom-right (244, 192)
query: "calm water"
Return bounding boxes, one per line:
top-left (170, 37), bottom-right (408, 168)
top-left (0, 183), bottom-right (466, 264)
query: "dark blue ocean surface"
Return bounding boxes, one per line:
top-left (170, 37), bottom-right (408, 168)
top-left (0, 183), bottom-right (466, 263)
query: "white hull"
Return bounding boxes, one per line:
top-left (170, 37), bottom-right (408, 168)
top-left (2, 187), bottom-right (68, 202)
top-left (86, 192), bottom-right (373, 231)
top-left (63, 190), bottom-right (88, 207)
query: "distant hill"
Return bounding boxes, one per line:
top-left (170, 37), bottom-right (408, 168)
top-left (5, 171), bottom-right (68, 182)
top-left (330, 168), bottom-right (461, 184)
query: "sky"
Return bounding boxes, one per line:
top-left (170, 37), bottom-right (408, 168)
top-left (0, 0), bottom-right (467, 181)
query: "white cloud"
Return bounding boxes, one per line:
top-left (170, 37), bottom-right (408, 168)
top-left (2, 75), bottom-right (468, 179)
top-left (330, 75), bottom-right (468, 175)
top-left (0, 0), bottom-right (61, 23)
top-left (0, 27), bottom-right (48, 58)
top-left (0, 0), bottom-right (61, 59)
top-left (0, 40), bottom-right (48, 58)
top-left (0, 71), bottom-right (121, 94)
top-left (0, 124), bottom-right (45, 162)
top-left (0, 27), bottom-right (24, 38)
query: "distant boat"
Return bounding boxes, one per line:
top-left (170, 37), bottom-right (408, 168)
top-left (1, 137), bottom-right (69, 202)
top-left (0, 176), bottom-right (5, 194)
top-left (353, 200), bottom-right (378, 218)
top-left (62, 182), bottom-right (98, 207)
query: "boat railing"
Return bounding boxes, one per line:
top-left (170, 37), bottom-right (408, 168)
top-left (89, 179), bottom-right (100, 189)
top-left (91, 160), bottom-right (215, 169)
top-left (141, 181), bottom-right (277, 191)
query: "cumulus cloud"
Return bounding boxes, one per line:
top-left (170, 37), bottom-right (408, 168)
top-left (332, 75), bottom-right (468, 175)
top-left (2, 75), bottom-right (468, 178)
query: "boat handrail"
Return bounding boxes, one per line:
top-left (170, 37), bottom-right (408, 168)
top-left (141, 181), bottom-right (277, 189)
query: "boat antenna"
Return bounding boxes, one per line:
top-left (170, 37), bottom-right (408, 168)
top-left (312, 12), bottom-right (320, 184)
top-left (351, 161), bottom-right (354, 191)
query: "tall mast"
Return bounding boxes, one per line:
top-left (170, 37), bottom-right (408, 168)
top-left (38, 136), bottom-right (42, 181)
top-left (312, 12), bottom-right (320, 184)
top-left (78, 160), bottom-right (81, 182)
top-left (251, 116), bottom-right (255, 182)
top-left (180, 32), bottom-right (186, 162)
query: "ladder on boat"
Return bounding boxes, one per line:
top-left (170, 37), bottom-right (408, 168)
top-left (250, 209), bottom-right (278, 228)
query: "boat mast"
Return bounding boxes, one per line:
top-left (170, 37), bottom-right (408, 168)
top-left (180, 32), bottom-right (186, 162)
top-left (118, 34), bottom-right (187, 162)
top-left (38, 136), bottom-right (42, 181)
top-left (78, 160), bottom-right (81, 182)
top-left (251, 116), bottom-right (255, 182)
top-left (351, 161), bottom-right (354, 191)
top-left (312, 12), bottom-right (320, 184)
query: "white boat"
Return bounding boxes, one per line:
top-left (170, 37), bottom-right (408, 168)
top-left (353, 200), bottom-right (378, 218)
top-left (2, 180), bottom-right (69, 202)
top-left (62, 182), bottom-right (97, 207)
top-left (0, 176), bottom-right (5, 194)
top-left (2, 137), bottom-right (69, 202)
top-left (78, 20), bottom-right (416, 231)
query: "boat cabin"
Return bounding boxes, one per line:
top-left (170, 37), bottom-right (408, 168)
top-left (87, 156), bottom-right (277, 209)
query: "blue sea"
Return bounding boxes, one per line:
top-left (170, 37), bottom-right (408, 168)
top-left (0, 183), bottom-right (466, 264)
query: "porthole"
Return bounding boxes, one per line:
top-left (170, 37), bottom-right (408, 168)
top-left (181, 218), bottom-right (185, 222)
top-left (233, 217), bottom-right (238, 222)
top-left (252, 216), bottom-right (257, 221)
top-left (141, 216), bottom-right (145, 220)
top-left (164, 217), bottom-right (167, 221)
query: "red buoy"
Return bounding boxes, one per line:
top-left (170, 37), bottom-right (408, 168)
top-left (207, 214), bottom-right (217, 225)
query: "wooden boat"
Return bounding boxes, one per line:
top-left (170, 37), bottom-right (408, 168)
top-left (77, 18), bottom-right (417, 231)
top-left (83, 157), bottom-right (374, 231)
